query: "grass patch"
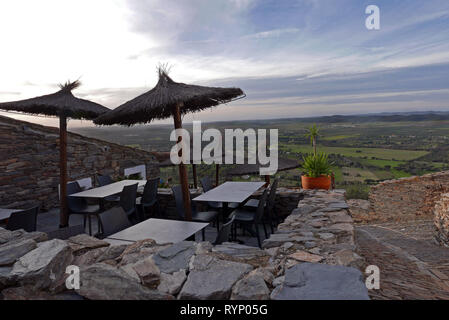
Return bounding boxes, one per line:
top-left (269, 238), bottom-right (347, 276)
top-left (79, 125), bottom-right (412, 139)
top-left (281, 145), bottom-right (428, 161)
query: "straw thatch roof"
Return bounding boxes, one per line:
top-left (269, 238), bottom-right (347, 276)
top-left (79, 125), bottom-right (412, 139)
top-left (226, 157), bottom-right (300, 176)
top-left (94, 70), bottom-right (245, 126)
top-left (0, 81), bottom-right (109, 119)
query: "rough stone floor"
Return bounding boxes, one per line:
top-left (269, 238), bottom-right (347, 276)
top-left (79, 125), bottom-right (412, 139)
top-left (355, 220), bottom-right (449, 300)
top-left (33, 209), bottom-right (263, 248)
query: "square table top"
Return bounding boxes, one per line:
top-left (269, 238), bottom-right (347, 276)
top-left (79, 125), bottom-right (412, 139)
top-left (0, 208), bottom-right (22, 221)
top-left (192, 181), bottom-right (265, 203)
top-left (68, 180), bottom-right (147, 199)
top-left (106, 218), bottom-right (209, 244)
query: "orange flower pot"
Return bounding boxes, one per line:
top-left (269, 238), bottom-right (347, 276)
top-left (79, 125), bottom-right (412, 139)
top-left (301, 175), bottom-right (331, 190)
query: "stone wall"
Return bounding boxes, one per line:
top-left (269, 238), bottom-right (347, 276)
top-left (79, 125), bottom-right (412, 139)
top-left (368, 171), bottom-right (449, 222)
top-left (0, 116), bottom-right (160, 211)
top-left (434, 193), bottom-right (449, 247)
top-left (0, 190), bottom-right (368, 300)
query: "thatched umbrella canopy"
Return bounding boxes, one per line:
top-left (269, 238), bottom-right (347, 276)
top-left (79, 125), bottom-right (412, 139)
top-left (0, 81), bottom-right (110, 227)
top-left (95, 69), bottom-right (245, 220)
top-left (226, 157), bottom-right (300, 184)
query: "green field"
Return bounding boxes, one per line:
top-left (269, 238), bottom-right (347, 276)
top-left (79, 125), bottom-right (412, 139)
top-left (281, 145), bottom-right (428, 161)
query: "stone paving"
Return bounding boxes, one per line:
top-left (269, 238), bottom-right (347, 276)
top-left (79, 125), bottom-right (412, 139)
top-left (355, 220), bottom-right (449, 300)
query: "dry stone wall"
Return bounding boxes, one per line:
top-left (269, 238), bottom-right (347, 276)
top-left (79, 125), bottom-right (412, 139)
top-left (368, 171), bottom-right (449, 222)
top-left (434, 193), bottom-right (449, 247)
top-left (0, 190), bottom-right (369, 300)
top-left (0, 116), bottom-right (160, 211)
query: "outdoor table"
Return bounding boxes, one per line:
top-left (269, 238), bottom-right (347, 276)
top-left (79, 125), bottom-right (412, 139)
top-left (105, 218), bottom-right (209, 244)
top-left (192, 181), bottom-right (265, 214)
top-left (0, 208), bottom-right (22, 222)
top-left (68, 180), bottom-right (147, 201)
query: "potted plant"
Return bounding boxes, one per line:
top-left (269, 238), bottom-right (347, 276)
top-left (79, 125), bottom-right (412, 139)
top-left (301, 124), bottom-right (333, 190)
top-left (301, 152), bottom-right (332, 190)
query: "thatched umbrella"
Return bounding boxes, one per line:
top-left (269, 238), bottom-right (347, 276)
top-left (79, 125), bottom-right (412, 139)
top-left (0, 81), bottom-right (110, 227)
top-left (226, 157), bottom-right (300, 185)
top-left (95, 69), bottom-right (245, 220)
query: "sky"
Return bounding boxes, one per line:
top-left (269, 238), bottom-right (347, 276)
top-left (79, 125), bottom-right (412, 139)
top-left (0, 0), bottom-right (449, 128)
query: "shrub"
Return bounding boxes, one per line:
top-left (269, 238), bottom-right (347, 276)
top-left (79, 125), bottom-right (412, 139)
top-left (302, 153), bottom-right (332, 178)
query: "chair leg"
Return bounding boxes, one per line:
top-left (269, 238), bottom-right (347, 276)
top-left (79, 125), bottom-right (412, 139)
top-left (216, 217), bottom-right (220, 233)
top-left (88, 214), bottom-right (92, 236)
top-left (262, 222), bottom-right (268, 239)
top-left (83, 215), bottom-right (87, 229)
top-left (202, 228), bottom-right (205, 241)
top-left (96, 214), bottom-right (102, 235)
top-left (255, 223), bottom-right (261, 248)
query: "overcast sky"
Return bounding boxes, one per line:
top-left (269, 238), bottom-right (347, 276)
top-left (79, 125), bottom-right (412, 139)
top-left (1, 0), bottom-right (449, 128)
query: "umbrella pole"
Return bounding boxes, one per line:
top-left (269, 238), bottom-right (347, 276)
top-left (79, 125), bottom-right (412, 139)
top-left (59, 115), bottom-right (69, 228)
top-left (215, 164), bottom-right (219, 186)
top-left (192, 164), bottom-right (198, 189)
top-left (173, 103), bottom-right (192, 221)
top-left (264, 175), bottom-right (270, 187)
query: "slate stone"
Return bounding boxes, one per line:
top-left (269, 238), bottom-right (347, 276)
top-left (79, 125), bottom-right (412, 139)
top-left (231, 273), bottom-right (270, 300)
top-left (0, 239), bottom-right (37, 266)
top-left (157, 270), bottom-right (187, 295)
top-left (271, 263), bottom-right (369, 300)
top-left (212, 242), bottom-right (268, 260)
top-left (152, 241), bottom-right (196, 274)
top-left (0, 266), bottom-right (15, 290)
top-left (77, 263), bottom-right (173, 300)
top-left (67, 234), bottom-right (109, 254)
top-left (10, 239), bottom-right (73, 290)
top-left (179, 256), bottom-right (253, 300)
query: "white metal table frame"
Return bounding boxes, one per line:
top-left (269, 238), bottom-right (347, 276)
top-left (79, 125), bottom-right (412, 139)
top-left (192, 181), bottom-right (266, 214)
top-left (105, 218), bottom-right (209, 244)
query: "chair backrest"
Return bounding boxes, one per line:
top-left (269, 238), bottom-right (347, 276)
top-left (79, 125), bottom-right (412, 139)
top-left (47, 225), bottom-right (85, 240)
top-left (124, 164), bottom-right (146, 180)
top-left (6, 206), bottom-right (39, 232)
top-left (172, 185), bottom-right (186, 219)
top-left (200, 176), bottom-right (214, 192)
top-left (97, 174), bottom-right (113, 187)
top-left (214, 214), bottom-right (235, 245)
top-left (267, 178), bottom-right (279, 214)
top-left (76, 177), bottom-right (93, 190)
top-left (255, 188), bottom-right (270, 223)
top-left (66, 181), bottom-right (88, 212)
top-left (141, 178), bottom-right (159, 205)
top-left (98, 207), bottom-right (131, 238)
top-left (119, 183), bottom-right (138, 214)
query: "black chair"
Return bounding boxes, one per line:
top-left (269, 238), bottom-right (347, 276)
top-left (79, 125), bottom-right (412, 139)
top-left (6, 206), bottom-right (39, 232)
top-left (244, 178), bottom-right (279, 233)
top-left (171, 185), bottom-right (220, 241)
top-left (96, 174), bottom-right (120, 202)
top-left (213, 214), bottom-right (235, 245)
top-left (120, 183), bottom-right (138, 222)
top-left (67, 181), bottom-right (100, 236)
top-left (231, 188), bottom-right (269, 248)
top-left (200, 176), bottom-right (238, 210)
top-left (47, 225), bottom-right (85, 240)
top-left (136, 178), bottom-right (160, 219)
top-left (97, 207), bottom-right (131, 239)
top-left (96, 174), bottom-right (113, 187)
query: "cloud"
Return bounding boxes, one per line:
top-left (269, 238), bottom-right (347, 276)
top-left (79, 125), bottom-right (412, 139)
top-left (1, 0), bottom-right (449, 128)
